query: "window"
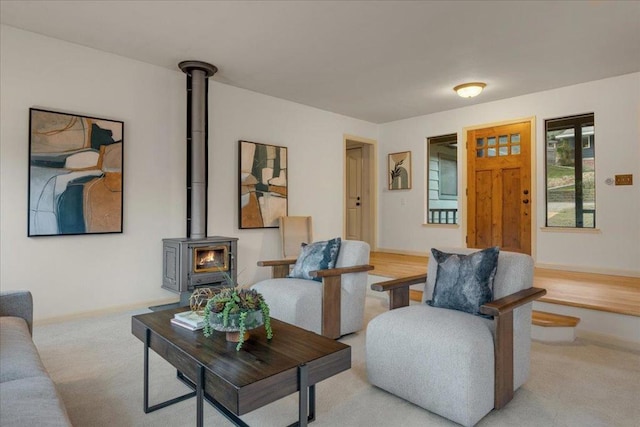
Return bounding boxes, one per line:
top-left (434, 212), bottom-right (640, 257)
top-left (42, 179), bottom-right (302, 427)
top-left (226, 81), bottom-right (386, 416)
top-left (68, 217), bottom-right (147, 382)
top-left (545, 113), bottom-right (595, 228)
top-left (426, 133), bottom-right (458, 224)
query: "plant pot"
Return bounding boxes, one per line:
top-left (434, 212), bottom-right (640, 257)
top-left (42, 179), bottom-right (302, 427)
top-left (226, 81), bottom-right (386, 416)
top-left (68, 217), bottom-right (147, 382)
top-left (208, 309), bottom-right (264, 333)
top-left (225, 331), bottom-right (250, 343)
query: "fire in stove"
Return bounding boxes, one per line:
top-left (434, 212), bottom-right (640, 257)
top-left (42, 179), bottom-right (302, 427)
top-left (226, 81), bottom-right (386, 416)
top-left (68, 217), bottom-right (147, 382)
top-left (198, 251), bottom-right (216, 266)
top-left (193, 245), bottom-right (228, 273)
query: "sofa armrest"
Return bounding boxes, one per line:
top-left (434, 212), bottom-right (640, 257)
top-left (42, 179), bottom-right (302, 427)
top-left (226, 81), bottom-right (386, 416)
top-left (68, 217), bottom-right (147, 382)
top-left (257, 259), bottom-right (298, 279)
top-left (370, 274), bottom-right (427, 310)
top-left (0, 291), bottom-right (34, 335)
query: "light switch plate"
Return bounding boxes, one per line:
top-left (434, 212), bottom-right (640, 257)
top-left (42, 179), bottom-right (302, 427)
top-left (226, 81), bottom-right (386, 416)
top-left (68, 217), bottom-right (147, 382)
top-left (615, 174), bottom-right (633, 185)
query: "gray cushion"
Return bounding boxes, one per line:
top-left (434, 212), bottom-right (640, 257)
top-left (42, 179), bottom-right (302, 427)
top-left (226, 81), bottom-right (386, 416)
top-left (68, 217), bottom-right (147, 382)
top-left (427, 246), bottom-right (499, 316)
top-left (0, 294), bottom-right (72, 427)
top-left (366, 305), bottom-right (495, 427)
top-left (289, 237), bottom-right (341, 282)
top-left (0, 376), bottom-right (72, 427)
top-left (0, 317), bottom-right (49, 383)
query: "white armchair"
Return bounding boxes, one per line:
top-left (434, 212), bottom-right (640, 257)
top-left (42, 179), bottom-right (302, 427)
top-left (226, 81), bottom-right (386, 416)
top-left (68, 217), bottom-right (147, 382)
top-left (366, 248), bottom-right (545, 426)
top-left (251, 240), bottom-right (373, 338)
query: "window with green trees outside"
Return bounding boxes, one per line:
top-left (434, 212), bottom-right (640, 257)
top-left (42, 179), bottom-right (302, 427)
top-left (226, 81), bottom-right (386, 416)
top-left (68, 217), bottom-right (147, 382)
top-left (545, 113), bottom-right (595, 228)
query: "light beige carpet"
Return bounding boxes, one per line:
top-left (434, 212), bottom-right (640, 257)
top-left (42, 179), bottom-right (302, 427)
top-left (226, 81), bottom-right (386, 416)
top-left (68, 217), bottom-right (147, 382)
top-left (32, 280), bottom-right (640, 426)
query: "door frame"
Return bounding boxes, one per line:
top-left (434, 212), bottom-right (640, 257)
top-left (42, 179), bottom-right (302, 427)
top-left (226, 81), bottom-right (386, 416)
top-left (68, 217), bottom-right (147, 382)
top-left (343, 134), bottom-right (378, 250)
top-left (461, 117), bottom-right (537, 259)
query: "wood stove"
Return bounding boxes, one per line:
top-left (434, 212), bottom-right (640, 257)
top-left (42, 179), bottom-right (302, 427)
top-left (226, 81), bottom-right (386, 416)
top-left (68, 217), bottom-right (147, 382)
top-left (162, 236), bottom-right (238, 305)
top-left (156, 61), bottom-right (236, 308)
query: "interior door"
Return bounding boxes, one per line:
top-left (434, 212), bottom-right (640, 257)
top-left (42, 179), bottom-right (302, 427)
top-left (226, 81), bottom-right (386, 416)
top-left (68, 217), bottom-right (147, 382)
top-left (346, 147), bottom-right (363, 241)
top-left (467, 122), bottom-right (531, 254)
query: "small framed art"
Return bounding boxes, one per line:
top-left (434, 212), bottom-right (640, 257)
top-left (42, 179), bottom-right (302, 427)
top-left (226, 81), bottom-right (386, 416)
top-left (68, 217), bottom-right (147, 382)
top-left (388, 151), bottom-right (412, 190)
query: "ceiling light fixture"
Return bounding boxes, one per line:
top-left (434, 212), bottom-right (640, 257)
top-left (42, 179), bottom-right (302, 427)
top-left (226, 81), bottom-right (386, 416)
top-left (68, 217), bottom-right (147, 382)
top-left (454, 82), bottom-right (487, 98)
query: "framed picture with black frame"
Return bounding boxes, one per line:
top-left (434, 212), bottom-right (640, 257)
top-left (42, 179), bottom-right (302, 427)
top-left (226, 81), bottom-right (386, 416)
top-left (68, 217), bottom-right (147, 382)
top-left (28, 108), bottom-right (124, 236)
top-left (238, 140), bottom-right (288, 229)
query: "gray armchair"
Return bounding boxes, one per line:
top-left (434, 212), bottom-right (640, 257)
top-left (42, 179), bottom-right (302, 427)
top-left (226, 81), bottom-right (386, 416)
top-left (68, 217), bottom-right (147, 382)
top-left (366, 248), bottom-right (545, 426)
top-left (251, 240), bottom-right (373, 339)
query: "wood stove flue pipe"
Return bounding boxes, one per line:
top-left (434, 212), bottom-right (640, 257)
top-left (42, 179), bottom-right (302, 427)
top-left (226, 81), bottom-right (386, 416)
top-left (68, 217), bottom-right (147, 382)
top-left (178, 61), bottom-right (217, 239)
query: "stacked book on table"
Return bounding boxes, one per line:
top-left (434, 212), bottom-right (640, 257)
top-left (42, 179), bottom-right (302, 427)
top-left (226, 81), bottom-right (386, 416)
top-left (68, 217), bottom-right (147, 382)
top-left (170, 311), bottom-right (205, 331)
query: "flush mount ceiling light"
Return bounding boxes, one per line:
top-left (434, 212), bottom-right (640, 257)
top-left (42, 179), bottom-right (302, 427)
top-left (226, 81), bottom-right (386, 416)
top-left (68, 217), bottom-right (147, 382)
top-left (454, 82), bottom-right (487, 98)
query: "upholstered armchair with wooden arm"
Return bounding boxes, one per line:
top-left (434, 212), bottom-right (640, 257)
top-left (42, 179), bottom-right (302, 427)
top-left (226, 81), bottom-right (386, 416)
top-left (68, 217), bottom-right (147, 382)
top-left (251, 240), bottom-right (373, 339)
top-left (366, 248), bottom-right (545, 427)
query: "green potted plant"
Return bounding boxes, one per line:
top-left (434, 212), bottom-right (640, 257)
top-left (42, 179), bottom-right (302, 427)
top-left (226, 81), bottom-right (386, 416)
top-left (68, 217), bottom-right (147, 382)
top-left (202, 287), bottom-right (273, 351)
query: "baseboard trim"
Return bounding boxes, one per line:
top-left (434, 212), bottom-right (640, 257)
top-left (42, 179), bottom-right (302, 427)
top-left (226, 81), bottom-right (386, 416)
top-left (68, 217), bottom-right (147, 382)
top-left (34, 297), bottom-right (178, 325)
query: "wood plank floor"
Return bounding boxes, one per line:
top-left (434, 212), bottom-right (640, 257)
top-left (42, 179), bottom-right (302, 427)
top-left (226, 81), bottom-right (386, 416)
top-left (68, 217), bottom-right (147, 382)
top-left (369, 251), bottom-right (640, 317)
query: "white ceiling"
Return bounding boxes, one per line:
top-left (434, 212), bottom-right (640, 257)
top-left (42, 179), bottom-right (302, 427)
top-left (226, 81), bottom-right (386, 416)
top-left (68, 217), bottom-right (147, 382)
top-left (2, 1), bottom-right (639, 123)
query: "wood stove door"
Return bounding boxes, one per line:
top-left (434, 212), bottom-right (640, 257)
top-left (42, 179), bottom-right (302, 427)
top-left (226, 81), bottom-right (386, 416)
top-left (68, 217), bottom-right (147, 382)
top-left (162, 243), bottom-right (180, 292)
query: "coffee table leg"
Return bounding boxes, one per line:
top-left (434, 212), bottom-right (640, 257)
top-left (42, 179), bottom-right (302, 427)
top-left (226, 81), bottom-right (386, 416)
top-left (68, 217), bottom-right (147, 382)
top-left (309, 384), bottom-right (316, 422)
top-left (144, 328), bottom-right (150, 412)
top-left (143, 328), bottom-right (196, 413)
top-left (292, 364), bottom-right (315, 427)
top-left (299, 364), bottom-right (308, 427)
top-left (197, 366), bottom-right (204, 427)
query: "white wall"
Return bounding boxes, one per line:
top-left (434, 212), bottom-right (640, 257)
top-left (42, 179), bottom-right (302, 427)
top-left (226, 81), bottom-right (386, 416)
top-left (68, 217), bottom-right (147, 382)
top-left (0, 26), bottom-right (377, 321)
top-left (208, 80), bottom-right (377, 284)
top-left (378, 73), bottom-right (640, 275)
top-left (2, 24), bottom-right (637, 323)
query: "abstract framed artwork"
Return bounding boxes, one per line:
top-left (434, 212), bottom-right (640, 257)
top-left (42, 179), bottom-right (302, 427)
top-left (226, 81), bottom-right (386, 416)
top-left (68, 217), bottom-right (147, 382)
top-left (239, 140), bottom-right (288, 229)
top-left (388, 151), bottom-right (412, 190)
top-left (28, 108), bottom-right (124, 236)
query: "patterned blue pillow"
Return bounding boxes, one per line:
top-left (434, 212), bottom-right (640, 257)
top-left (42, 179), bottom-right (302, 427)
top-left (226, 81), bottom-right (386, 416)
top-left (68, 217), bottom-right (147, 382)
top-left (427, 247), bottom-right (499, 316)
top-left (289, 237), bottom-right (342, 282)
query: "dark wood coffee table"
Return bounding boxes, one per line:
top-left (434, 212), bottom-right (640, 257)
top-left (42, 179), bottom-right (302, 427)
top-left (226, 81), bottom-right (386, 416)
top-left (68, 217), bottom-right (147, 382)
top-left (131, 308), bottom-right (351, 427)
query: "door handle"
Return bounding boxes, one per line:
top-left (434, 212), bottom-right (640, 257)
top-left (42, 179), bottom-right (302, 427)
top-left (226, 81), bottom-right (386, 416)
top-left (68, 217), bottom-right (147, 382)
top-left (523, 199), bottom-right (529, 204)
top-left (356, 202), bottom-right (361, 206)
top-left (523, 190), bottom-right (529, 195)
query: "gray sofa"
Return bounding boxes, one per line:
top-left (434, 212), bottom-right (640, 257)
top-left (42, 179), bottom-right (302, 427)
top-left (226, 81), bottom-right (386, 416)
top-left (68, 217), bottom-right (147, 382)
top-left (0, 291), bottom-right (72, 426)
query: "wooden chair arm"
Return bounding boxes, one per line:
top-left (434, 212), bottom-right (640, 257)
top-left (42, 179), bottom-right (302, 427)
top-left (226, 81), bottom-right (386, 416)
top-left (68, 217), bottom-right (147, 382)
top-left (481, 286), bottom-right (546, 410)
top-left (257, 259), bottom-right (297, 279)
top-left (310, 264), bottom-right (374, 278)
top-left (256, 259), bottom-right (297, 267)
top-left (369, 274), bottom-right (427, 310)
top-left (370, 274), bottom-right (427, 292)
top-left (309, 264), bottom-right (373, 339)
top-left (480, 287), bottom-right (546, 317)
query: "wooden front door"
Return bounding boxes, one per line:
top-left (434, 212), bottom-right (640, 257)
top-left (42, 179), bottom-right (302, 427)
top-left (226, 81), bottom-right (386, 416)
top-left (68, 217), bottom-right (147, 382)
top-left (467, 122), bottom-right (531, 254)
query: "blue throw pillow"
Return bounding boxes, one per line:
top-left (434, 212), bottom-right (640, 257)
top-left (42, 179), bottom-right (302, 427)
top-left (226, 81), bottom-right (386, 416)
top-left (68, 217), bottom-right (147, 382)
top-left (289, 237), bottom-right (341, 282)
top-left (427, 247), bottom-right (499, 316)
